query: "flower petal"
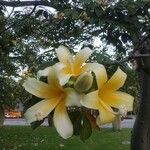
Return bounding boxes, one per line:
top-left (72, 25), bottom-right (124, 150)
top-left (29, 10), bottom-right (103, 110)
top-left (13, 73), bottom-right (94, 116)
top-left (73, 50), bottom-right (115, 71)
top-left (53, 62), bottom-right (65, 71)
top-left (80, 90), bottom-right (100, 109)
top-left (80, 63), bottom-right (101, 73)
top-left (56, 45), bottom-right (73, 65)
top-left (81, 91), bottom-right (116, 125)
top-left (53, 100), bottom-right (73, 139)
top-left (65, 88), bottom-right (81, 107)
top-left (48, 67), bottom-right (62, 89)
top-left (23, 78), bottom-right (58, 98)
top-left (54, 63), bottom-right (72, 85)
top-left (93, 64), bottom-right (108, 89)
top-left (37, 67), bottom-right (51, 78)
top-left (101, 91), bottom-right (134, 111)
top-left (73, 47), bottom-right (93, 74)
top-left (96, 100), bottom-right (116, 125)
top-left (59, 73), bottom-right (72, 85)
top-left (24, 98), bottom-right (60, 123)
top-left (103, 67), bottom-right (127, 91)
top-left (37, 62), bottom-right (65, 77)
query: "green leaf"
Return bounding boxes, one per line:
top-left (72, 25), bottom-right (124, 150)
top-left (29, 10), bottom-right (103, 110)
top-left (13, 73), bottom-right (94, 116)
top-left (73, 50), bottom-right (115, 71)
top-left (69, 111), bottom-right (82, 136)
top-left (31, 119), bottom-right (45, 130)
top-left (63, 9), bottom-right (72, 17)
top-left (72, 10), bottom-right (79, 19)
top-left (94, 6), bottom-right (104, 17)
top-left (69, 110), bottom-right (92, 141)
top-left (80, 0), bottom-right (91, 4)
top-left (80, 113), bottom-right (92, 142)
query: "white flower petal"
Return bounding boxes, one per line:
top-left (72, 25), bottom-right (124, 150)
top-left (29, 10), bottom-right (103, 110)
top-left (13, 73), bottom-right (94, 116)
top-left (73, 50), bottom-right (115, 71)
top-left (103, 67), bottom-right (127, 91)
top-left (56, 45), bottom-right (73, 64)
top-left (101, 91), bottom-right (134, 111)
top-left (53, 62), bottom-right (71, 85)
top-left (96, 100), bottom-right (116, 125)
top-left (80, 63), bottom-right (100, 73)
top-left (80, 90), bottom-right (100, 109)
top-left (23, 78), bottom-right (58, 98)
top-left (37, 63), bottom-right (65, 78)
top-left (54, 100), bottom-right (73, 139)
top-left (93, 64), bottom-right (108, 89)
top-left (47, 67), bottom-right (61, 88)
top-left (59, 74), bottom-right (72, 86)
top-left (37, 67), bottom-right (51, 78)
top-left (74, 47), bottom-right (93, 69)
top-left (24, 98), bottom-right (60, 123)
top-left (53, 62), bottom-right (65, 73)
top-left (65, 88), bottom-right (82, 107)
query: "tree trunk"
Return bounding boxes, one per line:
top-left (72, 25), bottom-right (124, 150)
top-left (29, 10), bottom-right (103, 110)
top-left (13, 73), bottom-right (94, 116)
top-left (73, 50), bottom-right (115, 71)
top-left (131, 40), bottom-right (150, 149)
top-left (0, 106), bottom-right (5, 126)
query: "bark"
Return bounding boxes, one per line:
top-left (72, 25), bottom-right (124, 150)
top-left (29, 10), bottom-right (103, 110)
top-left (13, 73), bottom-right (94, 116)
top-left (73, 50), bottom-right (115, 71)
top-left (131, 71), bottom-right (150, 149)
top-left (0, 106), bottom-right (5, 126)
top-left (131, 39), bottom-right (150, 150)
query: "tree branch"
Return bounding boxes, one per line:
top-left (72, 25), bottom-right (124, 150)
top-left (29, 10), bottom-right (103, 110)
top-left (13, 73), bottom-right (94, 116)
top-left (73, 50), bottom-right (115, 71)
top-left (0, 5), bottom-right (36, 35)
top-left (105, 54), bottom-right (150, 66)
top-left (5, 7), bottom-right (14, 21)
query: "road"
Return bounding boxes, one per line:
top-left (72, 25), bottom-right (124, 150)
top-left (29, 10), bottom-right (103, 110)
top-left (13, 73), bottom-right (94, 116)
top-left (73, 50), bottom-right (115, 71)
top-left (4, 117), bottom-right (135, 128)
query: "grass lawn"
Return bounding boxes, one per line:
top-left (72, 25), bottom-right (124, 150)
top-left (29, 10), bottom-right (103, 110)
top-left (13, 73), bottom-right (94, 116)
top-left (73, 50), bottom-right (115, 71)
top-left (0, 126), bottom-right (131, 150)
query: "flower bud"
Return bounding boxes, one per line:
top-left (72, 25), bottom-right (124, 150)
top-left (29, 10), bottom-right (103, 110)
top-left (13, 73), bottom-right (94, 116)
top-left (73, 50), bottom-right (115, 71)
top-left (74, 72), bottom-right (93, 93)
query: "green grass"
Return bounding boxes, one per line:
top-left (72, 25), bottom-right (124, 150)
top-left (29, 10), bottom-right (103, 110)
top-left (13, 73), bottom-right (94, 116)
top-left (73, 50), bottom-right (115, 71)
top-left (0, 126), bottom-right (131, 150)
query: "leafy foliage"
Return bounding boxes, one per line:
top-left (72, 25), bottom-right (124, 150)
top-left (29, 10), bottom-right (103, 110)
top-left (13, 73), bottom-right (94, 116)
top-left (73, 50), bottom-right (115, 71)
top-left (1, 0), bottom-right (150, 52)
top-left (0, 77), bottom-right (29, 108)
top-left (69, 110), bottom-right (92, 141)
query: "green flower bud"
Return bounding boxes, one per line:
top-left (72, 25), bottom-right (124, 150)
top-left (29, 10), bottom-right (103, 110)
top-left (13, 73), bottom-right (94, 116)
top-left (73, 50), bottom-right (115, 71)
top-left (74, 72), bottom-right (93, 93)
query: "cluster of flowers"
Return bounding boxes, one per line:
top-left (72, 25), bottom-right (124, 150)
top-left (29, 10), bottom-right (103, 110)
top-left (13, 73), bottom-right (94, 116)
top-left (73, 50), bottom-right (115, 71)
top-left (23, 45), bottom-right (134, 139)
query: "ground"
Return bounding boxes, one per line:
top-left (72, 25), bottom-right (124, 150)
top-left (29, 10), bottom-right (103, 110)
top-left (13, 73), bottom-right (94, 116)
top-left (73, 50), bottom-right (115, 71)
top-left (0, 126), bottom-right (131, 150)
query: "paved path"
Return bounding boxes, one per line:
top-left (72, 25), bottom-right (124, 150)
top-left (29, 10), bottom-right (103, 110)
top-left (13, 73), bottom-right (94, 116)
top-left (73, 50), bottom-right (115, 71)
top-left (4, 117), bottom-right (136, 128)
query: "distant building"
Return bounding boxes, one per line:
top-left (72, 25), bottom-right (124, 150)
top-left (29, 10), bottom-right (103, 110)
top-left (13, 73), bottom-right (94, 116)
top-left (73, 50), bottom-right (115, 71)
top-left (5, 108), bottom-right (22, 118)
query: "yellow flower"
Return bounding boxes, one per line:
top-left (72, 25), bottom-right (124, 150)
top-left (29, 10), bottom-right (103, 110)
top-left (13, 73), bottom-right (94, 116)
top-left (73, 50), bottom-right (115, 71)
top-left (81, 65), bottom-right (134, 125)
top-left (38, 45), bottom-right (99, 85)
top-left (23, 67), bottom-right (81, 139)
